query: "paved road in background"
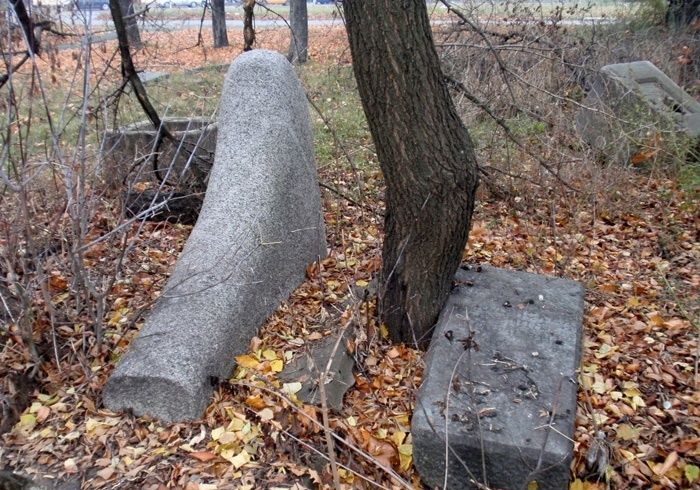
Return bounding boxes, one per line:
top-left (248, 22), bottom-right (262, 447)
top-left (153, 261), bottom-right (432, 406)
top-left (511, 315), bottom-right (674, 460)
top-left (55, 9), bottom-right (613, 49)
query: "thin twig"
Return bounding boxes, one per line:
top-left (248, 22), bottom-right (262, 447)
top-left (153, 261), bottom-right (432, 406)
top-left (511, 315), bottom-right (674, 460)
top-left (319, 181), bottom-right (383, 217)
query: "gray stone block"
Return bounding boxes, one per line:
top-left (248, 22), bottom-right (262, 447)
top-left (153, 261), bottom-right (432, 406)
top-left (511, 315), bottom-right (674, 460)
top-left (138, 71), bottom-right (170, 84)
top-left (412, 265), bottom-right (584, 490)
top-left (103, 50), bottom-right (327, 423)
top-left (102, 117), bottom-right (216, 190)
top-left (575, 60), bottom-right (700, 165)
top-left (279, 329), bottom-right (355, 410)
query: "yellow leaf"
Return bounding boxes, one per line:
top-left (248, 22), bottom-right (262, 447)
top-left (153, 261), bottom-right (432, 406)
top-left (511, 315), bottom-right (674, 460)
top-left (594, 343), bottom-right (615, 359)
top-left (282, 382), bottom-right (302, 395)
top-left (38, 427), bottom-right (55, 438)
top-left (36, 393), bottom-right (59, 405)
top-left (623, 385), bottom-right (642, 398)
top-left (85, 418), bottom-right (102, 433)
top-left (592, 380), bottom-right (607, 395)
top-left (391, 431), bottom-right (406, 447)
top-left (337, 467), bottom-right (354, 483)
top-left (356, 279), bottom-right (369, 287)
top-left (227, 418), bottom-right (246, 431)
top-left (107, 307), bottom-right (130, 327)
top-left (380, 323), bottom-right (389, 338)
top-left (262, 349), bottom-right (278, 361)
top-left (527, 480), bottom-right (538, 490)
top-left (270, 359), bottom-right (284, 372)
top-left (570, 479), bottom-right (584, 490)
top-left (228, 449), bottom-right (251, 469)
top-left (346, 416), bottom-right (357, 427)
top-left (619, 449), bottom-right (636, 461)
top-left (630, 395), bottom-right (646, 410)
top-left (685, 464), bottom-right (699, 483)
top-left (18, 413), bottom-right (36, 430)
top-left (211, 427), bottom-right (225, 441)
top-left (235, 355), bottom-right (260, 369)
top-left (616, 424), bottom-right (640, 441)
top-left (398, 443), bottom-right (412, 471)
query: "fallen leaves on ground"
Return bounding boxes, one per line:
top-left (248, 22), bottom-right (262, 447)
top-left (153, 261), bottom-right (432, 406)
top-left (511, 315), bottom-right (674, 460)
top-left (0, 22), bottom-right (698, 490)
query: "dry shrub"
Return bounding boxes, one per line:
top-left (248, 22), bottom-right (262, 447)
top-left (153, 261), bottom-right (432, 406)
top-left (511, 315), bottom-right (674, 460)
top-left (435, 0), bottom-right (699, 215)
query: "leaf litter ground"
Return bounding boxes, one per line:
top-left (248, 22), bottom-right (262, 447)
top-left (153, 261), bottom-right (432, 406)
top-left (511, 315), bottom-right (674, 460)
top-left (1, 25), bottom-right (698, 490)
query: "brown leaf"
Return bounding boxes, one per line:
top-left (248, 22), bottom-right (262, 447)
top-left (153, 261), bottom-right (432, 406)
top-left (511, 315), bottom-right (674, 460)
top-left (189, 451), bottom-right (218, 462)
top-left (654, 451), bottom-right (678, 476)
top-left (366, 435), bottom-right (397, 469)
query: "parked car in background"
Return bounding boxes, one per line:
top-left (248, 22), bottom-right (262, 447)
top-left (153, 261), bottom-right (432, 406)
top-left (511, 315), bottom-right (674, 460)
top-left (154, 0), bottom-right (202, 7)
top-left (259, 0), bottom-right (288, 5)
top-left (74, 0), bottom-right (110, 10)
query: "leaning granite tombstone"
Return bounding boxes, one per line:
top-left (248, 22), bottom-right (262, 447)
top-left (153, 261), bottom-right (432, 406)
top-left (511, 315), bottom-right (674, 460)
top-left (412, 265), bottom-right (584, 490)
top-left (103, 50), bottom-right (327, 423)
top-left (575, 60), bottom-right (700, 165)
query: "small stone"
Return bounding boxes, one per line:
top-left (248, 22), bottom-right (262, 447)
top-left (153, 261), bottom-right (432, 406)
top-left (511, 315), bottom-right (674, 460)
top-left (279, 330), bottom-right (355, 411)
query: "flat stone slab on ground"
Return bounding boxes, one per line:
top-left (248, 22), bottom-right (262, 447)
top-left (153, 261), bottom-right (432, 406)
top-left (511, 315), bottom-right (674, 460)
top-left (279, 330), bottom-right (355, 410)
top-left (103, 50), bottom-right (326, 423)
top-left (575, 60), bottom-right (700, 165)
top-left (412, 265), bottom-right (584, 490)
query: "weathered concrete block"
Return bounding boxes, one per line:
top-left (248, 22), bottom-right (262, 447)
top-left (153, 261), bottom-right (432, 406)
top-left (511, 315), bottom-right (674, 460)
top-left (102, 117), bottom-right (216, 190)
top-left (575, 61), bottom-right (700, 165)
top-left (412, 265), bottom-right (584, 490)
top-left (103, 50), bottom-right (327, 423)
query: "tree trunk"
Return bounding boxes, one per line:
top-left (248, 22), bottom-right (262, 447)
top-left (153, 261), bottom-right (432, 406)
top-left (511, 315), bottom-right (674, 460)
top-left (666, 0), bottom-right (700, 27)
top-left (344, 0), bottom-right (479, 348)
top-left (212, 0), bottom-right (229, 48)
top-left (118, 0), bottom-right (142, 49)
top-left (287, 0), bottom-right (308, 63)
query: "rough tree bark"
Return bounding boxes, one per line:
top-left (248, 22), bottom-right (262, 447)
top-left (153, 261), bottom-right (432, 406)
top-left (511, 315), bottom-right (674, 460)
top-left (118, 0), bottom-right (142, 49)
top-left (211, 0), bottom-right (229, 48)
top-left (243, 0), bottom-right (255, 51)
top-left (287, 0), bottom-right (308, 63)
top-left (344, 0), bottom-right (479, 348)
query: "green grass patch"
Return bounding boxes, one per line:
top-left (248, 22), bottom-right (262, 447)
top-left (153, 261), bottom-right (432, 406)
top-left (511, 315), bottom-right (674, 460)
top-left (299, 62), bottom-right (374, 176)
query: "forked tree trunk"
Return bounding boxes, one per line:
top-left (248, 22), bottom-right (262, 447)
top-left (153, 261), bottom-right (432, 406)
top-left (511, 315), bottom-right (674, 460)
top-left (344, 0), bottom-right (479, 348)
top-left (212, 0), bottom-right (229, 48)
top-left (287, 0), bottom-right (308, 63)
